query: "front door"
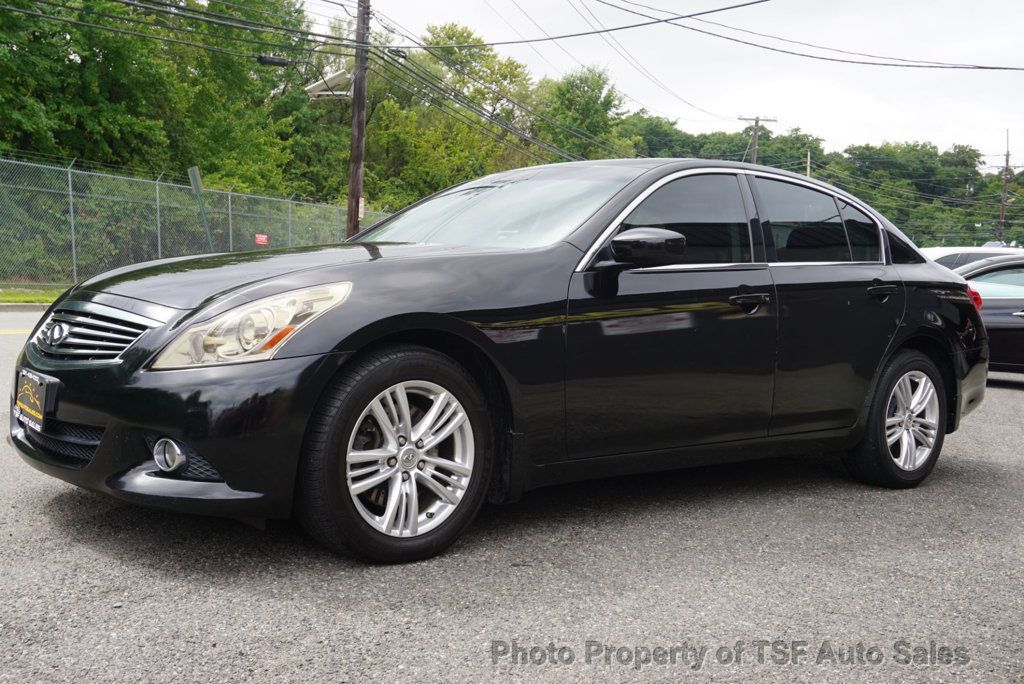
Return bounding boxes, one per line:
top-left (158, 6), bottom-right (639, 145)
top-left (565, 173), bottom-right (778, 459)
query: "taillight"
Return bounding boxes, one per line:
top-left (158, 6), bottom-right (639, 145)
top-left (968, 286), bottom-right (983, 311)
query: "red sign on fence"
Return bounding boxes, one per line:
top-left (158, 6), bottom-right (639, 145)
top-left (254, 233), bottom-right (269, 246)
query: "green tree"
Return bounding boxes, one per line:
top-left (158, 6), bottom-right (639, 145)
top-left (534, 66), bottom-right (632, 159)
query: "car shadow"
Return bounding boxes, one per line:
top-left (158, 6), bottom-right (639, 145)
top-left (987, 375), bottom-right (1024, 391)
top-left (38, 451), bottom-right (985, 576)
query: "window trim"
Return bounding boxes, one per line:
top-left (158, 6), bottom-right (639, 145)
top-left (576, 168), bottom-right (890, 272)
top-left (747, 172), bottom-right (887, 266)
top-left (575, 168), bottom-right (756, 272)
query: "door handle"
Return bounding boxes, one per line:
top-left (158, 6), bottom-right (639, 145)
top-left (867, 284), bottom-right (899, 299)
top-left (729, 293), bottom-right (772, 313)
top-left (1012, 311), bottom-right (1024, 318)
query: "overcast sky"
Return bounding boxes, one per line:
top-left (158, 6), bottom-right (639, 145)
top-left (348, 0), bottom-right (1022, 170)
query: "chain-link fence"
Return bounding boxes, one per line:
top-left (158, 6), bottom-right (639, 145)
top-left (0, 157), bottom-right (390, 286)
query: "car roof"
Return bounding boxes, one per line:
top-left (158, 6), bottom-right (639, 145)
top-left (921, 246), bottom-right (1020, 257)
top-left (536, 157), bottom-right (864, 197)
top-left (954, 253), bottom-right (1024, 276)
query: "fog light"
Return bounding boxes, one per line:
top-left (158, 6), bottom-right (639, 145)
top-left (153, 438), bottom-right (187, 473)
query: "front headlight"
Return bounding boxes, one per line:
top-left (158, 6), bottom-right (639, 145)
top-left (152, 283), bottom-right (352, 369)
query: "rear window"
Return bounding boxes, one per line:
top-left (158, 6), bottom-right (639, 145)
top-left (838, 201), bottom-right (881, 262)
top-left (756, 178), bottom-right (850, 262)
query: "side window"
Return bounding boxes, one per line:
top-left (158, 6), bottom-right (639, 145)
top-left (972, 267), bottom-right (1024, 287)
top-left (838, 201), bottom-right (881, 261)
top-left (934, 254), bottom-right (959, 266)
top-left (619, 174), bottom-right (751, 264)
top-left (756, 179), bottom-right (850, 262)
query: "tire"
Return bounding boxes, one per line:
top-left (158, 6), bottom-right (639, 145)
top-left (296, 345), bottom-right (494, 562)
top-left (843, 349), bottom-right (947, 488)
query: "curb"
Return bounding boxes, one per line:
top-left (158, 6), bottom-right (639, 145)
top-left (0, 303), bottom-right (49, 312)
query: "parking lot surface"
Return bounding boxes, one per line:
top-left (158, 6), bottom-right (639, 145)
top-left (1, 310), bottom-right (1022, 682)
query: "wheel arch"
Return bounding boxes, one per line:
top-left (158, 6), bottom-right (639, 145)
top-left (875, 331), bottom-right (959, 434)
top-left (325, 315), bottom-right (524, 503)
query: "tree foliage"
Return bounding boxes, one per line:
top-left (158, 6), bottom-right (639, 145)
top-left (1, 4), bottom-right (1020, 245)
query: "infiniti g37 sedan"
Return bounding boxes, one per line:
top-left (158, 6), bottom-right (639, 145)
top-left (10, 160), bottom-right (988, 562)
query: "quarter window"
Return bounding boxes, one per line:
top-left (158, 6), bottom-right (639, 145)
top-left (889, 234), bottom-right (924, 264)
top-left (756, 179), bottom-right (850, 262)
top-left (618, 174), bottom-right (752, 264)
top-left (838, 201), bottom-right (881, 262)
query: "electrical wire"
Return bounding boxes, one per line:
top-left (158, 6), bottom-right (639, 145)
top-left (370, 13), bottom-right (637, 158)
top-left (33, 0), bottom-right (315, 54)
top-left (566, 0), bottom-right (729, 120)
top-left (2, 3), bottom-right (257, 56)
top-left (373, 48), bottom-right (583, 160)
top-left (617, 0), bottom-right (997, 68)
top-left (596, 0), bottom-right (1024, 71)
top-left (370, 0), bottom-right (772, 50)
top-left (368, 64), bottom-right (553, 164)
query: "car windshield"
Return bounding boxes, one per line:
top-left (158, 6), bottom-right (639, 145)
top-left (355, 165), bottom-right (640, 249)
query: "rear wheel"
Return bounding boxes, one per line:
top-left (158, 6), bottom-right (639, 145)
top-left (297, 345), bottom-right (493, 562)
top-left (844, 350), bottom-right (946, 488)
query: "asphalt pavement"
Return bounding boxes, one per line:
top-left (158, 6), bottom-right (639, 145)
top-left (1, 310), bottom-right (1022, 682)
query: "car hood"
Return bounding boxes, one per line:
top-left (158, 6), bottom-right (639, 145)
top-left (74, 242), bottom-right (481, 310)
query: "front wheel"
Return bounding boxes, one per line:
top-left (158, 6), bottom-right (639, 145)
top-left (844, 350), bottom-right (946, 488)
top-left (297, 345), bottom-right (493, 562)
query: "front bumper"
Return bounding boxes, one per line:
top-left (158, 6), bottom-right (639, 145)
top-left (10, 348), bottom-right (351, 518)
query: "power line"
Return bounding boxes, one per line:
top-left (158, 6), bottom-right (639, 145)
top-left (372, 0), bottom-right (772, 50)
top-left (618, 0), bottom-right (983, 67)
top-left (596, 0), bottom-right (1024, 71)
top-left (368, 64), bottom-right (552, 164)
top-left (480, 0), bottom-right (561, 71)
top-left (566, 0), bottom-right (729, 119)
top-left (379, 49), bottom-right (582, 160)
top-left (126, 0), bottom-right (771, 53)
top-left (2, 3), bottom-right (257, 56)
top-left (370, 13), bottom-right (636, 158)
top-left (372, 49), bottom-right (582, 160)
top-left (811, 162), bottom-right (1007, 207)
top-left (34, 0), bottom-right (316, 54)
top-left (105, 0), bottom-right (332, 45)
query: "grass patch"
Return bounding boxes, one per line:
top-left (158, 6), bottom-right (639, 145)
top-left (0, 286), bottom-right (66, 304)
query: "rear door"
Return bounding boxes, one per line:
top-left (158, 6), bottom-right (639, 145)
top-left (564, 172), bottom-right (777, 459)
top-left (968, 266), bottom-right (1024, 369)
top-left (750, 176), bottom-right (906, 434)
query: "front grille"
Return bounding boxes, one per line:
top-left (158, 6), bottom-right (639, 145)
top-left (33, 301), bottom-right (159, 361)
top-left (21, 417), bottom-right (104, 465)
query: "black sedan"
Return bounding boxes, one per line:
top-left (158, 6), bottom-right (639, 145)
top-left (956, 253), bottom-right (1024, 372)
top-left (10, 160), bottom-right (988, 562)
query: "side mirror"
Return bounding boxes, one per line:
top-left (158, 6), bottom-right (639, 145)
top-left (610, 227), bottom-right (687, 268)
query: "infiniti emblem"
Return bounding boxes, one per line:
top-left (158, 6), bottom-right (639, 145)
top-left (46, 322), bottom-right (70, 346)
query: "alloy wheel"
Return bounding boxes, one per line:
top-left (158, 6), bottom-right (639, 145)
top-left (884, 370), bottom-right (940, 471)
top-left (345, 380), bottom-right (474, 537)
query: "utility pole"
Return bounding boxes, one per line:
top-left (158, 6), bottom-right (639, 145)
top-left (998, 129), bottom-right (1010, 242)
top-left (739, 116), bottom-right (776, 165)
top-left (805, 149), bottom-right (811, 177)
top-left (346, 0), bottom-right (371, 238)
